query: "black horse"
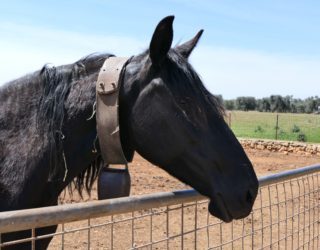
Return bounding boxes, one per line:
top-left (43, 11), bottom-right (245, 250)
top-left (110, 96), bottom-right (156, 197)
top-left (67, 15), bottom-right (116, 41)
top-left (0, 16), bottom-right (258, 249)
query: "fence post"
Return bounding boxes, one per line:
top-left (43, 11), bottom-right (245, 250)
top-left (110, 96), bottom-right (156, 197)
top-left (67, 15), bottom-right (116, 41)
top-left (228, 112), bottom-right (232, 127)
top-left (275, 114), bottom-right (279, 140)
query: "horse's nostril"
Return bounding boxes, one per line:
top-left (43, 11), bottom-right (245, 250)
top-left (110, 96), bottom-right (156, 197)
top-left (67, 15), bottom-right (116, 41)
top-left (246, 190), bottom-right (253, 204)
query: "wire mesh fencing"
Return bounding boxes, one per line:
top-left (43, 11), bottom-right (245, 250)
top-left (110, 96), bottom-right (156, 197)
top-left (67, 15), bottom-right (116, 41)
top-left (1, 164), bottom-right (320, 249)
top-left (226, 111), bottom-right (320, 143)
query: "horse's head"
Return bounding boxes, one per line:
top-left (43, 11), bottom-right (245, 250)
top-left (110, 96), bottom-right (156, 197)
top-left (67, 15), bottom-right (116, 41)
top-left (119, 16), bottom-right (258, 222)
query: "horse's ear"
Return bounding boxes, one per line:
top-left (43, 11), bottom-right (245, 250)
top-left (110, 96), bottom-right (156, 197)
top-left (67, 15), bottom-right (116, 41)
top-left (175, 29), bottom-right (204, 59)
top-left (149, 16), bottom-right (174, 67)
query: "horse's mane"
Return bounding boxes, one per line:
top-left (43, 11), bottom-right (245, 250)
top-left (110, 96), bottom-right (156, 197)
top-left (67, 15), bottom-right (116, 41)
top-left (37, 53), bottom-right (112, 195)
top-left (166, 50), bottom-right (225, 120)
top-left (37, 64), bottom-right (73, 181)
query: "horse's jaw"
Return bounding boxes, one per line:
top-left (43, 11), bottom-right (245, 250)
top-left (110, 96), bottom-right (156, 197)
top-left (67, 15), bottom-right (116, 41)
top-left (208, 197), bottom-right (233, 223)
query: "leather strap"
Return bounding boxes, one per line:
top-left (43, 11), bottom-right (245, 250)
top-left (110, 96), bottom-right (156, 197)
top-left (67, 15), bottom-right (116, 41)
top-left (96, 57), bottom-right (129, 165)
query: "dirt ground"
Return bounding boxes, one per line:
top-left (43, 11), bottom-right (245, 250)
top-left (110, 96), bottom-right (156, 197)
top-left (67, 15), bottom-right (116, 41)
top-left (60, 148), bottom-right (320, 201)
top-left (48, 148), bottom-right (320, 249)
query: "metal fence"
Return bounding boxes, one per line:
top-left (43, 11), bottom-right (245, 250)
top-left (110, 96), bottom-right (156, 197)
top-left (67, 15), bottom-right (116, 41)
top-left (1, 164), bottom-right (320, 249)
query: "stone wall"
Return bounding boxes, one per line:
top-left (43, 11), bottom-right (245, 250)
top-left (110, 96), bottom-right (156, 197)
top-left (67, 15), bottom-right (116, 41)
top-left (240, 139), bottom-right (320, 156)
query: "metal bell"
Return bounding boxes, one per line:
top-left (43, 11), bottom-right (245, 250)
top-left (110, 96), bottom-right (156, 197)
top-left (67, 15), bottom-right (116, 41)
top-left (97, 165), bottom-right (131, 200)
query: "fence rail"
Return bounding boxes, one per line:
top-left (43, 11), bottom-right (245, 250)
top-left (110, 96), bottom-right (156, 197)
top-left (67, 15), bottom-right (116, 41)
top-left (1, 164), bottom-right (320, 249)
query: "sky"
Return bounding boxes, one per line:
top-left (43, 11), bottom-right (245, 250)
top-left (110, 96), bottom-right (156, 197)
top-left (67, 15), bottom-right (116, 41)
top-left (0, 0), bottom-right (319, 99)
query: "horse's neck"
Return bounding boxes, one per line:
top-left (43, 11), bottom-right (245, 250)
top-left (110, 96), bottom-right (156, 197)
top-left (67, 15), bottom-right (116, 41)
top-left (0, 70), bottom-right (98, 207)
top-left (0, 73), bottom-right (45, 157)
top-left (0, 73), bottom-right (53, 209)
top-left (0, 72), bottom-right (43, 132)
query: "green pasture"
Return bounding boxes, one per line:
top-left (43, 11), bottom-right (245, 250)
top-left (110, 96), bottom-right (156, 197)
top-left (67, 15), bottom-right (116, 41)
top-left (227, 111), bottom-right (320, 143)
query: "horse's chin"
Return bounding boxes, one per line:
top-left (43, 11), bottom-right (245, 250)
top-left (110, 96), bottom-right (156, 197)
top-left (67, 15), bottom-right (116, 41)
top-left (208, 199), bottom-right (233, 223)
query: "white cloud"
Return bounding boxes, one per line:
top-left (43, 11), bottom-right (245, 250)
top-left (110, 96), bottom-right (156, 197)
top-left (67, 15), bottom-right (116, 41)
top-left (1, 22), bottom-right (319, 99)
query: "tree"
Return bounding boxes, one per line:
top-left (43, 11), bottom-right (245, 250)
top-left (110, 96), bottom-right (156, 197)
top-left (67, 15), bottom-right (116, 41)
top-left (224, 99), bottom-right (235, 110)
top-left (305, 96), bottom-right (319, 113)
top-left (270, 95), bottom-right (289, 112)
top-left (224, 95), bottom-right (320, 114)
top-left (296, 103), bottom-right (306, 113)
top-left (235, 97), bottom-right (256, 111)
top-left (256, 97), bottom-right (271, 112)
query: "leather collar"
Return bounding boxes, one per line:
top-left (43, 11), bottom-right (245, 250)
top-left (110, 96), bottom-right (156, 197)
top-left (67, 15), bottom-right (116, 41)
top-left (96, 56), bottom-right (130, 165)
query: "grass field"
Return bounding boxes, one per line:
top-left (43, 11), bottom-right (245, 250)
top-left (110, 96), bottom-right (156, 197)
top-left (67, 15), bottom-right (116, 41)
top-left (227, 111), bottom-right (320, 143)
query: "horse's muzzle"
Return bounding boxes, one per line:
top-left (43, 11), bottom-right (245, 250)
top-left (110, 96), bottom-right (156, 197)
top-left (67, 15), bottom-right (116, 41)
top-left (208, 196), bottom-right (233, 223)
top-left (208, 186), bottom-right (257, 222)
